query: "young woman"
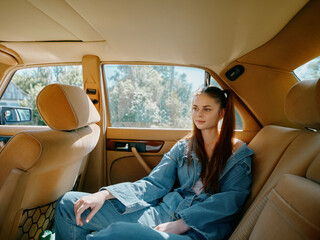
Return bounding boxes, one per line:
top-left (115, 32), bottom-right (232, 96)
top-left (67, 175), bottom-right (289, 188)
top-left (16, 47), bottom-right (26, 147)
top-left (55, 86), bottom-right (253, 240)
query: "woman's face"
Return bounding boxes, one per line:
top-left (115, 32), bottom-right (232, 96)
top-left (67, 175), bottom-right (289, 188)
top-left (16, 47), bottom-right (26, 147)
top-left (192, 93), bottom-right (224, 131)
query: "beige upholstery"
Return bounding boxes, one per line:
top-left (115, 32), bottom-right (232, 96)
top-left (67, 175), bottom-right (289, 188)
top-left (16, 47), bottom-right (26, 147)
top-left (249, 175), bottom-right (320, 240)
top-left (285, 79), bottom-right (320, 130)
top-left (231, 78), bottom-right (320, 239)
top-left (37, 83), bottom-right (100, 131)
top-left (0, 84), bottom-right (100, 240)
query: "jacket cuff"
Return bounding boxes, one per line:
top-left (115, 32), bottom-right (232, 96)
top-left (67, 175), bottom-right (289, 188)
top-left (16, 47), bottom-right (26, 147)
top-left (100, 183), bottom-right (150, 213)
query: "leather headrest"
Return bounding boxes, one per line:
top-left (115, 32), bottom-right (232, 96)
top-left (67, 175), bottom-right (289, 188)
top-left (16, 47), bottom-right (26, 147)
top-left (285, 78), bottom-right (320, 130)
top-left (37, 84), bottom-right (100, 131)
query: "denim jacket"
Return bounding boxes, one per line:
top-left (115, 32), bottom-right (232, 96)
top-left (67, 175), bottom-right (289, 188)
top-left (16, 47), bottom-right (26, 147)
top-left (103, 139), bottom-right (253, 240)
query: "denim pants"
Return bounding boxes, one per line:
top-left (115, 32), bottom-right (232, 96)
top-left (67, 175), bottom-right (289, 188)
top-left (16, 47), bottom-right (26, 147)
top-left (55, 192), bottom-right (192, 240)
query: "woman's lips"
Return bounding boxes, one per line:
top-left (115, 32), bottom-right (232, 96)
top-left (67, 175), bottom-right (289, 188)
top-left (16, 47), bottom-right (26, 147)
top-left (196, 120), bottom-right (205, 124)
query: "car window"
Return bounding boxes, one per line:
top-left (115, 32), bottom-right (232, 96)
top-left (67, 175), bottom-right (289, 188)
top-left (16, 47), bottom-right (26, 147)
top-left (104, 65), bottom-right (243, 129)
top-left (294, 56), bottom-right (320, 81)
top-left (0, 65), bottom-right (83, 125)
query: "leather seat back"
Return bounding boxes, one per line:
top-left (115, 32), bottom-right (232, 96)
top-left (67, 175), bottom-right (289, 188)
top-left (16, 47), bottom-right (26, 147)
top-left (249, 174), bottom-right (320, 240)
top-left (230, 79), bottom-right (320, 239)
top-left (0, 84), bottom-right (100, 240)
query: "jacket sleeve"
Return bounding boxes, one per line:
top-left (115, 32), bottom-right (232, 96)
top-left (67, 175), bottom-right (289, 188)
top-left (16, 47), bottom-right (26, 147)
top-left (100, 141), bottom-right (183, 213)
top-left (178, 157), bottom-right (252, 240)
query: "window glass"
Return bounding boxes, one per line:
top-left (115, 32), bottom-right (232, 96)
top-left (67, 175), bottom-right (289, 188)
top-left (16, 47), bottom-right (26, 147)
top-left (294, 56), bottom-right (320, 81)
top-left (105, 65), bottom-right (243, 129)
top-left (0, 65), bottom-right (83, 125)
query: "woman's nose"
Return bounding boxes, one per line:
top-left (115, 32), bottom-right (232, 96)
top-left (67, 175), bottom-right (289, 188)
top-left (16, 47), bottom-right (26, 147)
top-left (197, 110), bottom-right (203, 117)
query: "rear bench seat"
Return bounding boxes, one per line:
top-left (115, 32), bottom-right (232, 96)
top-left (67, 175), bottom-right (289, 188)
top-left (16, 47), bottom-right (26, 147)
top-left (230, 79), bottom-right (320, 239)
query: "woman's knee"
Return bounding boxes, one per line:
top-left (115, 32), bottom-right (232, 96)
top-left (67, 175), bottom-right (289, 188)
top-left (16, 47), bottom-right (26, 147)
top-left (108, 222), bottom-right (129, 234)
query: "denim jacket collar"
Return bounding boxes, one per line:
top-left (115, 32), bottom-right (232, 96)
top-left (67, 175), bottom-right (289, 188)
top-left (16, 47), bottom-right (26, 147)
top-left (184, 141), bottom-right (253, 180)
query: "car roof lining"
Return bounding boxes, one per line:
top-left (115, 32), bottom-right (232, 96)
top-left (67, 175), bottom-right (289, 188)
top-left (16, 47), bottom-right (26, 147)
top-left (0, 0), bottom-right (309, 73)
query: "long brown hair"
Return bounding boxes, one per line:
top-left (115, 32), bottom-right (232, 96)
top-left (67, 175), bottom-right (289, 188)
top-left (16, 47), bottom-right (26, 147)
top-left (187, 86), bottom-right (235, 193)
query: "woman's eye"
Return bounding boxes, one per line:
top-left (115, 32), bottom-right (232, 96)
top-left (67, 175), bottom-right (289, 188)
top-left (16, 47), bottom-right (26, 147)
top-left (205, 108), bottom-right (211, 111)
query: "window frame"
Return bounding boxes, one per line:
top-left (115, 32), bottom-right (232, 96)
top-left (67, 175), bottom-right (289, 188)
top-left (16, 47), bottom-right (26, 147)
top-left (102, 63), bottom-right (244, 130)
top-left (0, 63), bottom-right (83, 126)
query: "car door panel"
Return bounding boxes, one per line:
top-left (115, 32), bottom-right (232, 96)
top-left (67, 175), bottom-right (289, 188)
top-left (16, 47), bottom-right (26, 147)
top-left (106, 128), bottom-right (189, 184)
top-left (106, 128), bottom-right (258, 185)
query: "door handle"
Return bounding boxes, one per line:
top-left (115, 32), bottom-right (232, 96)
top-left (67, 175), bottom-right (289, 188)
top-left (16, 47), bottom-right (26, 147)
top-left (115, 143), bottom-right (129, 151)
top-left (131, 146), bottom-right (152, 174)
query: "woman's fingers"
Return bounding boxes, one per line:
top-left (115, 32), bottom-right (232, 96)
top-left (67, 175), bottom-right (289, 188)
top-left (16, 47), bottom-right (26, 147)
top-left (75, 199), bottom-right (90, 226)
top-left (154, 220), bottom-right (191, 235)
top-left (74, 199), bottom-right (81, 215)
top-left (73, 192), bottom-right (108, 226)
top-left (74, 199), bottom-right (82, 225)
top-left (153, 224), bottom-right (163, 231)
top-left (85, 205), bottom-right (100, 223)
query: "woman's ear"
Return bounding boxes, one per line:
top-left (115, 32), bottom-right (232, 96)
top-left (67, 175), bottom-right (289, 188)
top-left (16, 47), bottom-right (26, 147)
top-left (219, 108), bottom-right (225, 119)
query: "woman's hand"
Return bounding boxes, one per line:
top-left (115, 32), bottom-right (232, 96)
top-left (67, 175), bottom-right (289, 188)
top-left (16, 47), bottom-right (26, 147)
top-left (74, 190), bottom-right (114, 226)
top-left (154, 219), bottom-right (191, 235)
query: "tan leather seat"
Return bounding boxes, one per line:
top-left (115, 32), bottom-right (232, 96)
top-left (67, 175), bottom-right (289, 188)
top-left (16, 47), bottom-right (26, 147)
top-left (230, 79), bottom-right (320, 239)
top-left (0, 84), bottom-right (100, 240)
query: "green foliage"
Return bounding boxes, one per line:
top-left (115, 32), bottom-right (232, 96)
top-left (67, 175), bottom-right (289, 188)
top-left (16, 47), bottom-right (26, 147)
top-left (19, 84), bottom-right (46, 125)
top-left (294, 56), bottom-right (320, 80)
top-left (107, 65), bottom-right (193, 128)
top-left (107, 65), bottom-right (245, 129)
top-left (52, 66), bottom-right (83, 87)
